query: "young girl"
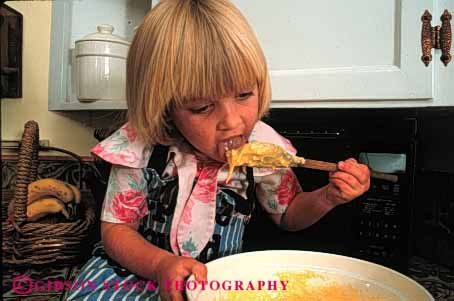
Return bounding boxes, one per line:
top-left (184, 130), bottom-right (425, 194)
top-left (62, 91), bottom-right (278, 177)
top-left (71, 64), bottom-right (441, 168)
top-left (67, 0), bottom-right (370, 300)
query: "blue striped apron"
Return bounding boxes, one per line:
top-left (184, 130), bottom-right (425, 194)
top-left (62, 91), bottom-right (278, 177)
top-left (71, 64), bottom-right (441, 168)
top-left (66, 166), bottom-right (254, 301)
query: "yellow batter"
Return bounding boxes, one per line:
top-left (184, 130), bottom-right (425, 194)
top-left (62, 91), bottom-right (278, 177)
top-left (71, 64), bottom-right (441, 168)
top-left (225, 141), bottom-right (304, 182)
top-left (217, 270), bottom-right (386, 301)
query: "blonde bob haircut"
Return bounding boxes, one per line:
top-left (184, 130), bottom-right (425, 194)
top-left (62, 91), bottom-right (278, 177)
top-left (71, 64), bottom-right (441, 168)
top-left (127, 0), bottom-right (271, 145)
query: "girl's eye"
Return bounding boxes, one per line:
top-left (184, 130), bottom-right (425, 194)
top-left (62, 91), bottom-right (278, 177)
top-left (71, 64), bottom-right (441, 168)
top-left (236, 91), bottom-right (253, 100)
top-left (190, 104), bottom-right (214, 114)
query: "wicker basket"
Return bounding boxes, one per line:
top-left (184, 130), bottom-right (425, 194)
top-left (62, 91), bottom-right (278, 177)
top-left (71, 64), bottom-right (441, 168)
top-left (2, 120), bottom-right (96, 267)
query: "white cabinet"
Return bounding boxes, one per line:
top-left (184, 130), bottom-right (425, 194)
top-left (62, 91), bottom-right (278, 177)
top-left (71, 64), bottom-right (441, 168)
top-left (48, 0), bottom-right (453, 110)
top-left (232, 0), bottom-right (453, 108)
top-left (48, 0), bottom-right (150, 110)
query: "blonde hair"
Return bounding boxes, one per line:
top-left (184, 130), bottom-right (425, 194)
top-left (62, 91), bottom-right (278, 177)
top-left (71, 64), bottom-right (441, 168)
top-left (127, 0), bottom-right (271, 145)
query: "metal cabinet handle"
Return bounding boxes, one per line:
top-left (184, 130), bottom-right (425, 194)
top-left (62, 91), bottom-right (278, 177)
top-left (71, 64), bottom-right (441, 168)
top-left (421, 10), bottom-right (452, 66)
top-left (440, 10), bottom-right (452, 66)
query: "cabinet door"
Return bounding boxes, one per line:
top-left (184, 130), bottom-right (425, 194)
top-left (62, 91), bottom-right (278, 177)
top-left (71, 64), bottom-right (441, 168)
top-left (232, 0), bottom-right (442, 108)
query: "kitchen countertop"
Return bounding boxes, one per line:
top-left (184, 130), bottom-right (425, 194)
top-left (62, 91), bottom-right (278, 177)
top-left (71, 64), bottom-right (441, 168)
top-left (409, 257), bottom-right (454, 300)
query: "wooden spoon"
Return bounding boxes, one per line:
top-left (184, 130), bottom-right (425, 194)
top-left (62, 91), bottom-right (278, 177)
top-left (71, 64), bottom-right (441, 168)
top-left (226, 141), bottom-right (398, 183)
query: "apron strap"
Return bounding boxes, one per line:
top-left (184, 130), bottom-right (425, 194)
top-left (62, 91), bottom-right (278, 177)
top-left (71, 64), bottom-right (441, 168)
top-left (244, 167), bottom-right (257, 223)
top-left (146, 149), bottom-right (257, 222)
top-left (147, 144), bottom-right (170, 175)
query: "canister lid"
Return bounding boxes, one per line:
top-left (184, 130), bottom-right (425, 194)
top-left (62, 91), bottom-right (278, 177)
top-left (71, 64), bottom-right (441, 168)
top-left (75, 24), bottom-right (130, 46)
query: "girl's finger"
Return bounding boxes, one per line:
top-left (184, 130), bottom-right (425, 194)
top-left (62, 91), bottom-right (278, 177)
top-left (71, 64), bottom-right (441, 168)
top-left (330, 171), bottom-right (360, 191)
top-left (345, 158), bottom-right (358, 164)
top-left (337, 161), bottom-right (370, 185)
top-left (330, 178), bottom-right (357, 200)
top-left (192, 262), bottom-right (208, 282)
top-left (164, 276), bottom-right (186, 301)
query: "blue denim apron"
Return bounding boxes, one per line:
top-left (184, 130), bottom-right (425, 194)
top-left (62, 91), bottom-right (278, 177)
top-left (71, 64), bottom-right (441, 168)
top-left (66, 156), bottom-right (255, 301)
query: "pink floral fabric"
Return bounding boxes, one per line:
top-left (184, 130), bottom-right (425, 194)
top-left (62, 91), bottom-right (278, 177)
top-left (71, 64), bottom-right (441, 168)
top-left (277, 170), bottom-right (301, 205)
top-left (176, 163), bottom-right (222, 257)
top-left (110, 190), bottom-right (148, 222)
top-left (92, 123), bottom-right (152, 168)
top-left (100, 166), bottom-right (149, 223)
top-left (92, 121), bottom-right (302, 257)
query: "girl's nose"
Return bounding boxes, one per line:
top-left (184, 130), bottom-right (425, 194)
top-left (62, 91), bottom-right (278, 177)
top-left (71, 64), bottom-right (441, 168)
top-left (217, 100), bottom-right (242, 131)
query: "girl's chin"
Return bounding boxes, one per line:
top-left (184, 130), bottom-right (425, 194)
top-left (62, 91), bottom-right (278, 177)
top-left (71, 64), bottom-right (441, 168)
top-left (211, 153), bottom-right (227, 163)
top-left (210, 151), bottom-right (230, 164)
top-left (194, 151), bottom-right (225, 164)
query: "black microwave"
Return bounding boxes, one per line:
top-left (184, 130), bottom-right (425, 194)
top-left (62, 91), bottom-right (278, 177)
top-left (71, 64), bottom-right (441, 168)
top-left (243, 110), bottom-right (417, 274)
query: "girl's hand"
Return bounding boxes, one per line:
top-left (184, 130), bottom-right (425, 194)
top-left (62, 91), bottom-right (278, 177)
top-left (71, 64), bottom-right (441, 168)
top-left (325, 158), bottom-right (370, 206)
top-left (155, 255), bottom-right (207, 301)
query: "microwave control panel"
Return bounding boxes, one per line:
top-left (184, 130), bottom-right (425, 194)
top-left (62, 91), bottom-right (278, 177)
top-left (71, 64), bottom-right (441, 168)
top-left (354, 180), bottom-right (409, 272)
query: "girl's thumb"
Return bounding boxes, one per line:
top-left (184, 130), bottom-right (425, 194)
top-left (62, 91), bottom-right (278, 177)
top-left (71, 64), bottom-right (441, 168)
top-left (191, 262), bottom-right (207, 282)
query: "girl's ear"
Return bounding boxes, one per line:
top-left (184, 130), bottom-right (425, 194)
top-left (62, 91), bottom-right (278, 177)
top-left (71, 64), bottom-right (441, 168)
top-left (166, 119), bottom-right (183, 140)
top-left (166, 122), bottom-right (175, 136)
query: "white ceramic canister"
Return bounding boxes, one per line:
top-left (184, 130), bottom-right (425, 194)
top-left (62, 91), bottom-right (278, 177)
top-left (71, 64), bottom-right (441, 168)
top-left (75, 24), bottom-right (130, 101)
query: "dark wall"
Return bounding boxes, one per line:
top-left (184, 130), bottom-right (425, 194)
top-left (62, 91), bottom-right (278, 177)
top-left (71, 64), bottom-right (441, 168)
top-left (418, 109), bottom-right (454, 173)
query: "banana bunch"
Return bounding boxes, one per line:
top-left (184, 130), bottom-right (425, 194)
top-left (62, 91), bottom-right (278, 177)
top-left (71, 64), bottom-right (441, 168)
top-left (26, 178), bottom-right (81, 222)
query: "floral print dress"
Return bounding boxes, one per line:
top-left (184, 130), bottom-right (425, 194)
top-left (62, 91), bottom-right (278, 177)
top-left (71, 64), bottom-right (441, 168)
top-left (66, 121), bottom-right (302, 301)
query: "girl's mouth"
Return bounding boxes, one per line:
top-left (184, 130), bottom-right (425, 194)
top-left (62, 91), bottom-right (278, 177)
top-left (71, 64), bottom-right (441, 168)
top-left (220, 136), bottom-right (244, 159)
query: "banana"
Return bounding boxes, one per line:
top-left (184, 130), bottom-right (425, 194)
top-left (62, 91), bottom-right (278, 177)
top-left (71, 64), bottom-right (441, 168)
top-left (67, 183), bottom-right (81, 204)
top-left (28, 178), bottom-right (74, 204)
top-left (26, 197), bottom-right (70, 221)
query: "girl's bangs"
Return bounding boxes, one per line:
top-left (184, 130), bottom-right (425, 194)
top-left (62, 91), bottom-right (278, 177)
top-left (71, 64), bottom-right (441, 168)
top-left (170, 31), bottom-right (263, 108)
